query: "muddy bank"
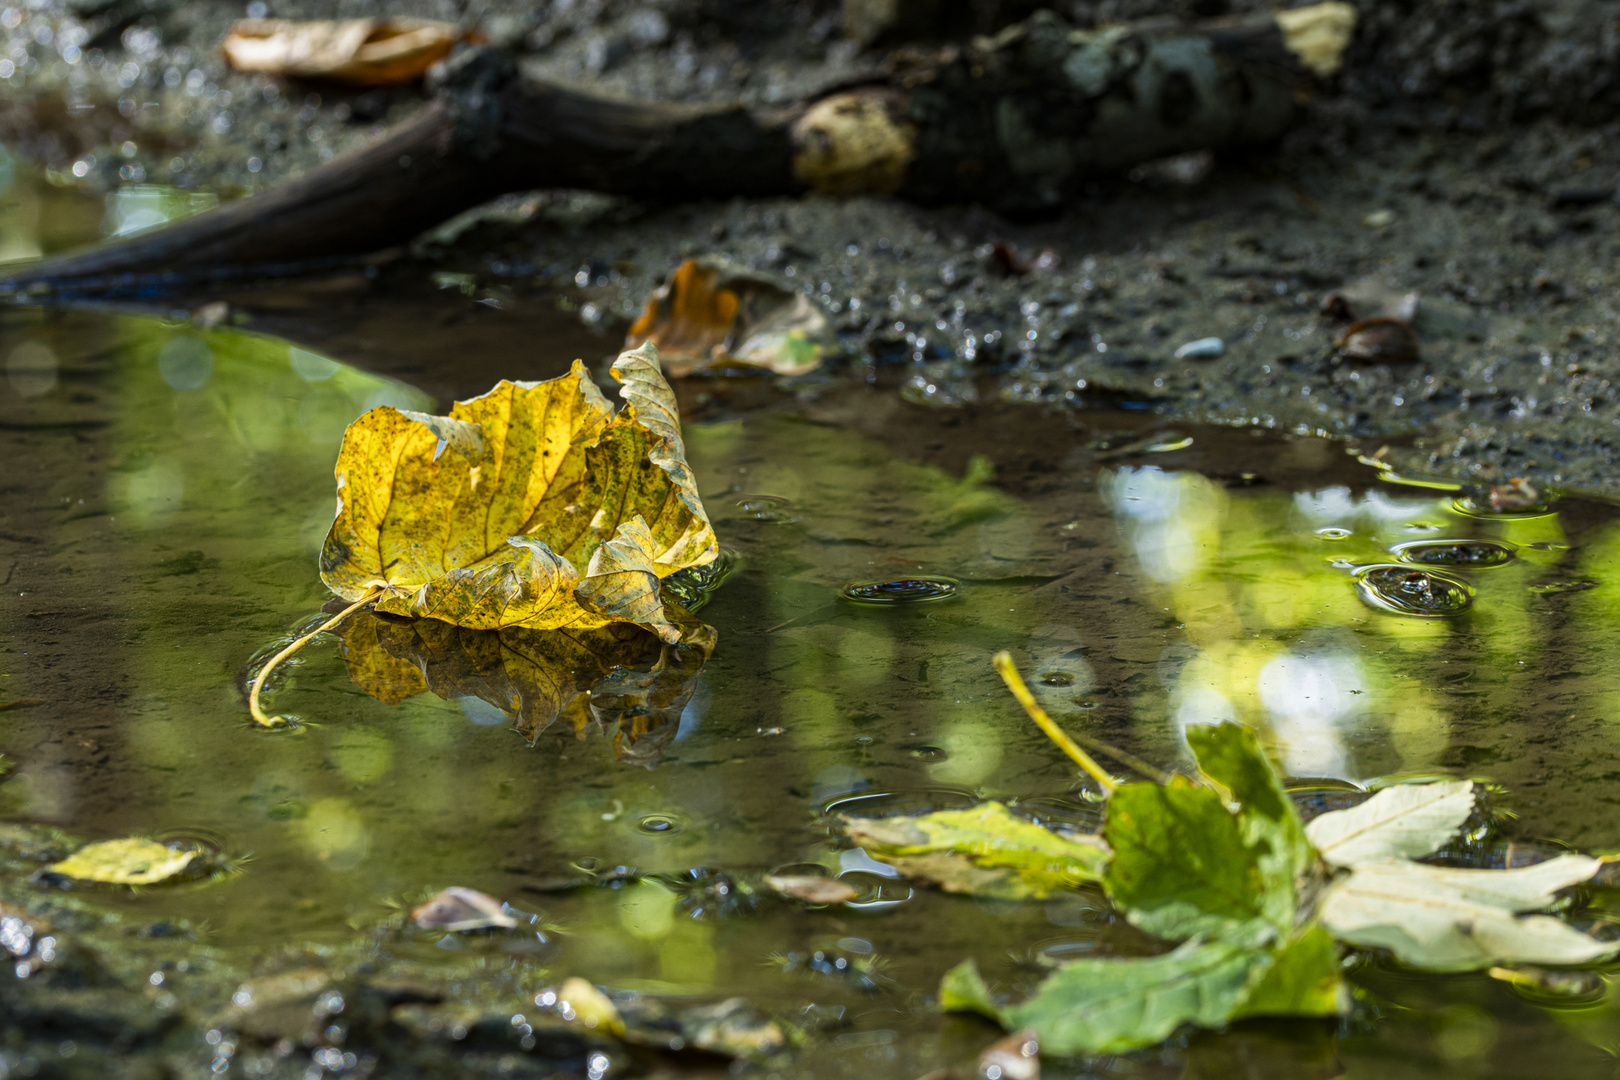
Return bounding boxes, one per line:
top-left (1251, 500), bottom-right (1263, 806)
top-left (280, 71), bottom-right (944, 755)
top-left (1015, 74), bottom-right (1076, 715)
top-left (4, 0), bottom-right (1620, 491)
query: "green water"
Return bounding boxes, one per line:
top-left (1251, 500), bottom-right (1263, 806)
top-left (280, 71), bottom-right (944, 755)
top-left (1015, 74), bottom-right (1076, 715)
top-left (6, 305), bottom-right (1620, 1078)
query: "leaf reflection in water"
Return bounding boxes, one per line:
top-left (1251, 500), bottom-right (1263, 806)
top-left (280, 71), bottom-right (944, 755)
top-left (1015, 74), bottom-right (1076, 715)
top-left (337, 608), bottom-right (716, 767)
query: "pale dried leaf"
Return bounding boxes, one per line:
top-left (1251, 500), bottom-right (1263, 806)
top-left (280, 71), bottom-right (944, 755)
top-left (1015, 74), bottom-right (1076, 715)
top-left (1317, 855), bottom-right (1614, 971)
top-left (411, 886), bottom-right (518, 932)
top-left (223, 18), bottom-right (458, 85)
top-left (1305, 780), bottom-right (1475, 868)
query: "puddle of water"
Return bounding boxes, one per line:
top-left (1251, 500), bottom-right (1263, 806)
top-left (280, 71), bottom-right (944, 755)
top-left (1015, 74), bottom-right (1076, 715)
top-left (0, 149), bottom-right (218, 267)
top-left (6, 305), bottom-right (1620, 1076)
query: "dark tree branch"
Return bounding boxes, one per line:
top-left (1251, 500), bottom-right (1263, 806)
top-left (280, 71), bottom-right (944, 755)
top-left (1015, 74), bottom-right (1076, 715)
top-left (1, 3), bottom-right (1353, 295)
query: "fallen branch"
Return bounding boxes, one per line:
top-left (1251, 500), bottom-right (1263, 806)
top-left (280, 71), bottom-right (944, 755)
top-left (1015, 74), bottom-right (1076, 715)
top-left (1, 3), bottom-right (1354, 294)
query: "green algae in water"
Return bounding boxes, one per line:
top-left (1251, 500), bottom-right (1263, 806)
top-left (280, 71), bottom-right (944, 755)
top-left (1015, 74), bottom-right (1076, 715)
top-left (9, 307), bottom-right (1620, 1076)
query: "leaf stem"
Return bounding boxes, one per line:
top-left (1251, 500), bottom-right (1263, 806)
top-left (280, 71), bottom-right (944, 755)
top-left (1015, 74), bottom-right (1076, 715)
top-left (248, 586), bottom-right (382, 728)
top-left (993, 651), bottom-right (1119, 796)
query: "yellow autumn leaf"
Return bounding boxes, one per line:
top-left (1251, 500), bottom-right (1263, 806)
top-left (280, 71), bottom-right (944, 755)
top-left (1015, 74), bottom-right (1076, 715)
top-left (320, 343), bottom-right (716, 644)
top-left (46, 838), bottom-right (204, 886)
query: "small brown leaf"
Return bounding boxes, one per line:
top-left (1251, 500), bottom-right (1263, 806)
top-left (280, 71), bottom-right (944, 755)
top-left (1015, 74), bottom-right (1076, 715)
top-left (764, 874), bottom-right (858, 905)
top-left (410, 886), bottom-right (518, 932)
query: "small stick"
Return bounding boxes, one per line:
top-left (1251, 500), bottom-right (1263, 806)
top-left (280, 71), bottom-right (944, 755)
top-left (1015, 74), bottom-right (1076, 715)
top-left (992, 651), bottom-right (1117, 796)
top-left (248, 586), bottom-right (382, 727)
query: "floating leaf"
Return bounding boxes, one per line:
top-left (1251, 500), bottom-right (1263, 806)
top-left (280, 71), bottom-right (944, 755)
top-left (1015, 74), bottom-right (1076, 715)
top-left (321, 345), bottom-right (717, 645)
top-left (626, 258), bottom-right (829, 377)
top-left (842, 802), bottom-right (1108, 899)
top-left (223, 18), bottom-right (459, 84)
top-left (1103, 776), bottom-right (1279, 947)
top-left (339, 609), bottom-right (714, 767)
top-left (410, 887), bottom-right (518, 932)
top-left (1304, 780), bottom-right (1474, 868)
top-left (946, 941), bottom-right (1270, 1057)
top-left (1229, 925), bottom-right (1345, 1020)
top-left (1316, 854), bottom-right (1614, 971)
top-left (764, 875), bottom-right (859, 905)
top-left (45, 838), bottom-right (204, 887)
top-left (1186, 723), bottom-right (1311, 930)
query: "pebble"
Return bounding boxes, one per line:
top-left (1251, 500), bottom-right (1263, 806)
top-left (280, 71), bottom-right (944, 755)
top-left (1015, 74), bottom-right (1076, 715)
top-left (1174, 337), bottom-right (1225, 360)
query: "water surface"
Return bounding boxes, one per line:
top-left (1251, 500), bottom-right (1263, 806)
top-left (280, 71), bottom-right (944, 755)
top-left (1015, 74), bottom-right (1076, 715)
top-left (5, 306), bottom-right (1620, 1078)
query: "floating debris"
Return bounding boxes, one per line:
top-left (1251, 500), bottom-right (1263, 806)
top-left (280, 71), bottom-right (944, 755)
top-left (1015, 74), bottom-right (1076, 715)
top-left (223, 18), bottom-right (459, 84)
top-left (1393, 540), bottom-right (1516, 568)
top-left (1355, 565), bottom-right (1474, 617)
top-left (1490, 478), bottom-right (1544, 513)
top-left (1528, 580), bottom-right (1599, 596)
top-left (43, 838), bottom-right (206, 887)
top-left (1453, 478), bottom-right (1551, 517)
top-left (1173, 337), bottom-right (1225, 360)
top-left (765, 874), bottom-right (859, 905)
top-left (840, 577), bottom-right (960, 604)
top-left (410, 887), bottom-right (519, 932)
top-left (1336, 316), bottom-right (1418, 363)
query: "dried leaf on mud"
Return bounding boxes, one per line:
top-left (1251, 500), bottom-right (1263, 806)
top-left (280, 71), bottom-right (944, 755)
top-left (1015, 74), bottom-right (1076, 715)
top-left (1316, 854), bottom-right (1615, 971)
top-left (45, 838), bottom-right (204, 887)
top-left (626, 258), bottom-right (829, 377)
top-left (1304, 779), bottom-right (1475, 868)
top-left (842, 801), bottom-right (1108, 899)
top-left (223, 18), bottom-right (459, 84)
top-left (321, 344), bottom-right (717, 645)
top-left (339, 608), bottom-right (715, 766)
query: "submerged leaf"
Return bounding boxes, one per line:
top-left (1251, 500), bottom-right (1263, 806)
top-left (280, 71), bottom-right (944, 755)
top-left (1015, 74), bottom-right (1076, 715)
top-left (842, 802), bottom-right (1108, 899)
top-left (1317, 854), bottom-right (1614, 971)
top-left (1000, 939), bottom-right (1269, 1057)
top-left (1186, 723), bottom-right (1312, 932)
top-left (321, 345), bottom-right (717, 644)
top-left (1305, 780), bottom-right (1474, 868)
top-left (46, 838), bottom-right (204, 887)
top-left (339, 608), bottom-right (715, 767)
top-left (626, 258), bottom-right (830, 376)
top-left (1103, 777), bottom-right (1279, 947)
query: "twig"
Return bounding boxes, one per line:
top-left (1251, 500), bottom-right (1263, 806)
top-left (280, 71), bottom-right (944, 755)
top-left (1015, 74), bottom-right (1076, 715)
top-left (992, 651), bottom-right (1118, 795)
top-left (248, 586), bottom-right (382, 728)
